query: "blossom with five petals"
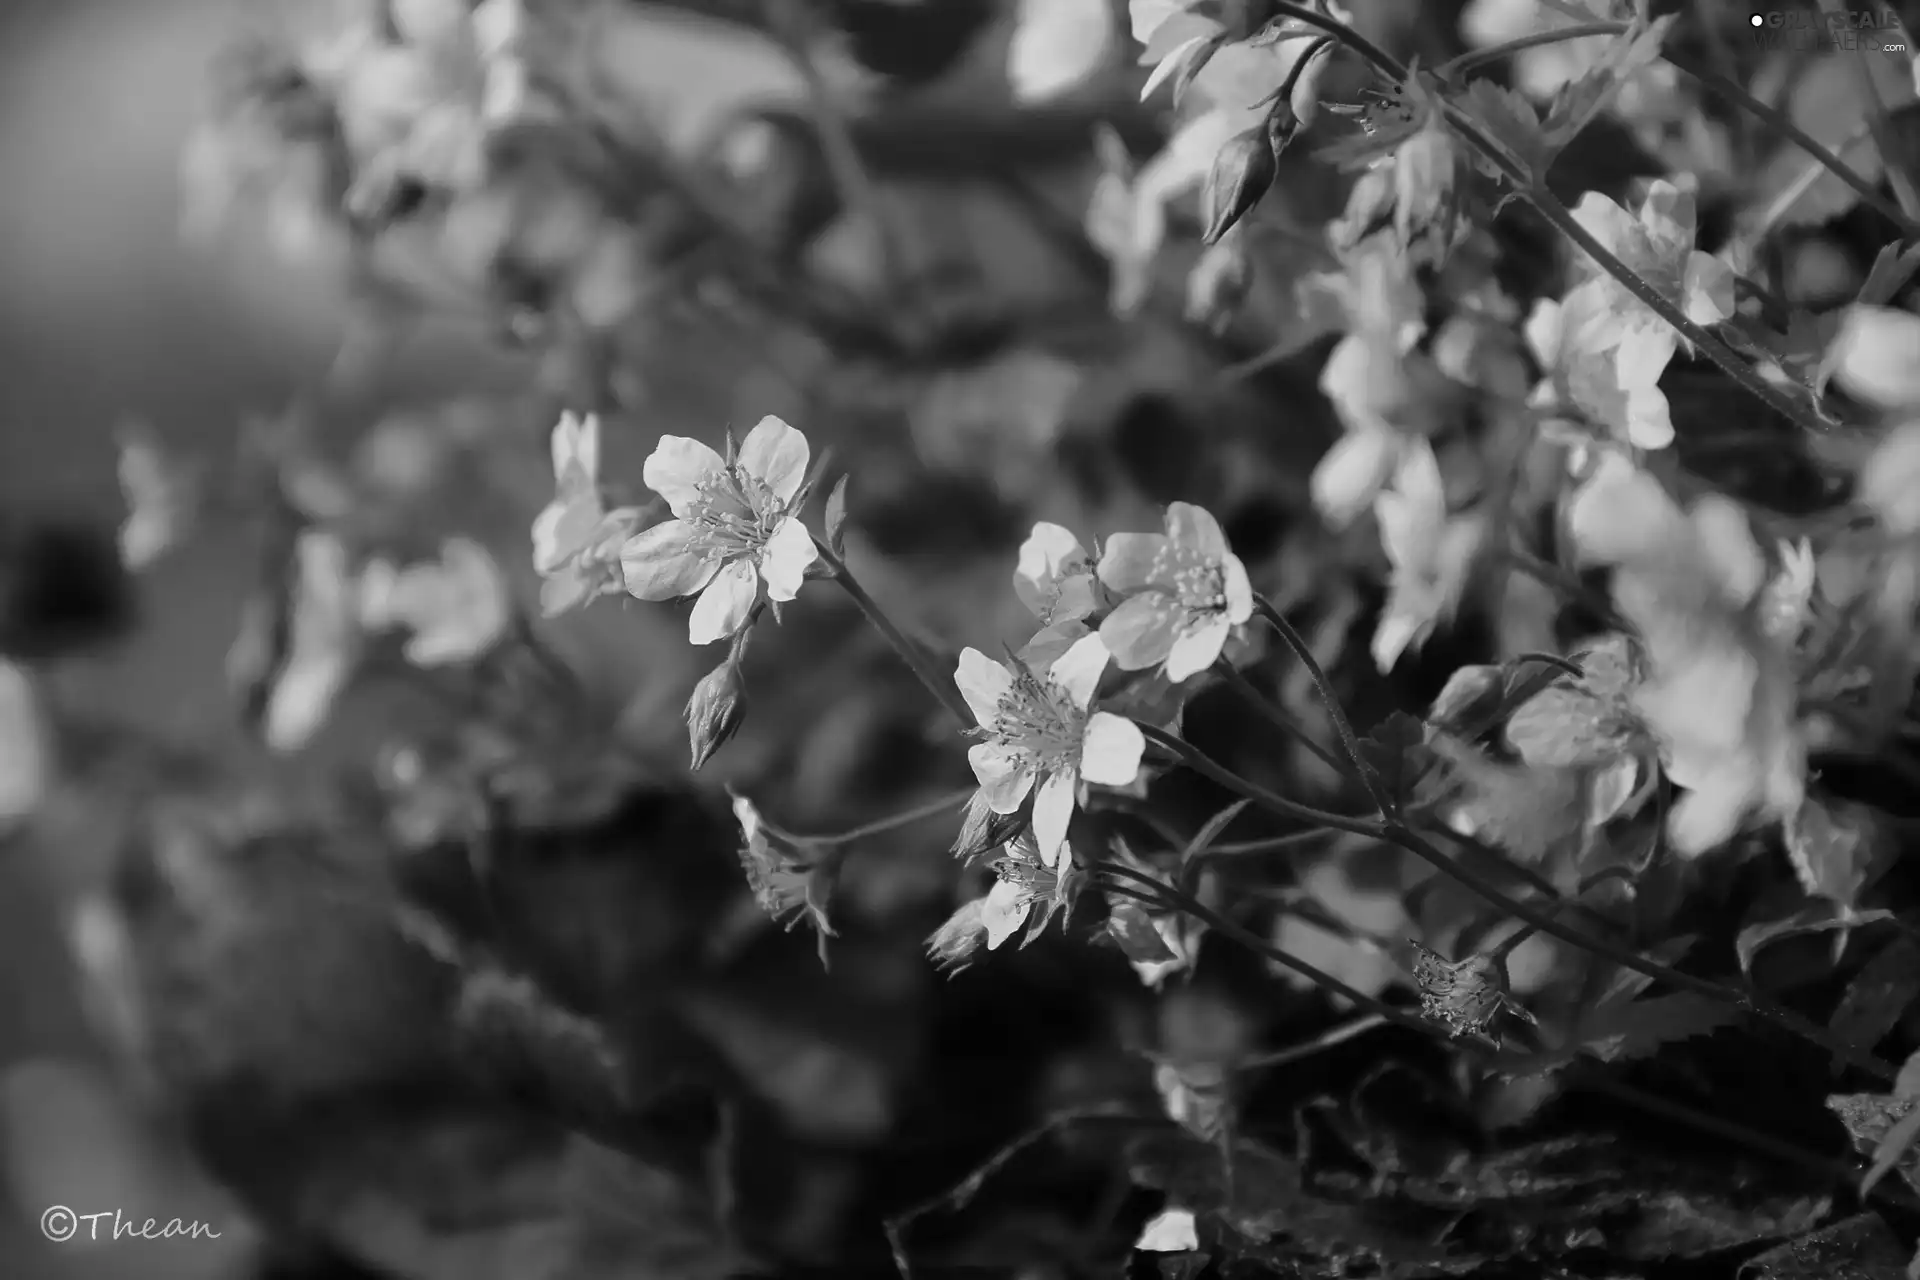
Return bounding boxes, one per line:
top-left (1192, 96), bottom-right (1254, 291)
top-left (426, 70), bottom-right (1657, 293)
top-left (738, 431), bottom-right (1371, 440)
top-left (360, 536), bottom-right (511, 667)
top-left (956, 633), bottom-right (1145, 867)
top-left (620, 416), bottom-right (819, 646)
top-left (1098, 503), bottom-right (1252, 681)
top-left (1372, 440), bottom-right (1486, 671)
top-left (980, 833), bottom-right (1082, 949)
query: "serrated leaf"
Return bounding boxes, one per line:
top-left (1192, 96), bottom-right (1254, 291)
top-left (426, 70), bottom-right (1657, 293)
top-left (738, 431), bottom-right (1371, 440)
top-left (1735, 901), bottom-right (1892, 974)
top-left (1456, 78), bottom-right (1548, 185)
top-left (1540, 16), bottom-right (1675, 152)
top-left (1503, 989), bottom-right (1733, 1077)
top-left (823, 475), bottom-right (850, 555)
top-left (1741, 1213), bottom-right (1912, 1280)
top-left (1109, 901), bottom-right (1178, 963)
top-left (1831, 935), bottom-right (1920, 1070)
top-left (1829, 1093), bottom-right (1920, 1197)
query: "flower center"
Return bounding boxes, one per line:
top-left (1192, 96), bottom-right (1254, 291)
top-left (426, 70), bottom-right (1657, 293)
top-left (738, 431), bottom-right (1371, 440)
top-left (988, 667), bottom-right (1085, 766)
top-left (685, 469), bottom-right (785, 557)
top-left (1154, 543), bottom-right (1226, 613)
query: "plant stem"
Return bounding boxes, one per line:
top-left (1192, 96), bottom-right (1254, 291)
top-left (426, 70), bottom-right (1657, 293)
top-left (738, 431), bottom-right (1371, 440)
top-left (812, 533), bottom-right (973, 728)
top-left (1443, 18), bottom-right (1920, 236)
top-left (794, 786), bottom-right (973, 850)
top-left (1817, 0), bottom-right (1920, 221)
top-left (1266, 3), bottom-right (1409, 81)
top-left (1219, 662), bottom-right (1355, 783)
top-left (763, 0), bottom-right (906, 293)
top-left (1251, 596), bottom-right (1391, 815)
top-left (1137, 724), bottom-right (1899, 1084)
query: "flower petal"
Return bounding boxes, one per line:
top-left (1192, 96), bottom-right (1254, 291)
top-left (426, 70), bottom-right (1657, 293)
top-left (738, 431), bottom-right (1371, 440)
top-left (737, 415), bottom-right (810, 505)
top-left (1049, 632), bottom-right (1111, 710)
top-left (539, 567), bottom-right (592, 617)
top-left (1166, 501), bottom-right (1227, 560)
top-left (688, 559), bottom-right (758, 645)
top-left (1221, 550), bottom-right (1253, 624)
top-left (643, 435), bottom-right (727, 518)
top-left (758, 515), bottom-right (818, 602)
top-left (1165, 613), bottom-right (1231, 682)
top-left (620, 520), bottom-right (720, 601)
top-left (956, 649), bottom-right (1016, 726)
top-left (1080, 710), bottom-right (1144, 787)
top-left (1100, 591), bottom-right (1183, 671)
top-left (969, 743), bottom-right (1035, 811)
top-left (1015, 522), bottom-right (1094, 622)
top-left (1098, 531), bottom-right (1169, 594)
top-left (981, 879), bottom-right (1032, 950)
top-left (1032, 766), bottom-right (1078, 866)
top-left (551, 411), bottom-right (599, 486)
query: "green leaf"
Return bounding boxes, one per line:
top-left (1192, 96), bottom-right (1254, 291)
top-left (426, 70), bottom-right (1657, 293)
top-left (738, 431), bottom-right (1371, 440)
top-left (1742, 1213), bottom-right (1912, 1280)
top-left (1735, 901), bottom-right (1892, 974)
top-left (1456, 78), bottom-right (1549, 186)
top-left (1783, 797), bottom-right (1880, 906)
top-left (1540, 15), bottom-right (1676, 153)
top-left (1829, 1092), bottom-right (1920, 1197)
top-left (1830, 935), bottom-right (1920, 1071)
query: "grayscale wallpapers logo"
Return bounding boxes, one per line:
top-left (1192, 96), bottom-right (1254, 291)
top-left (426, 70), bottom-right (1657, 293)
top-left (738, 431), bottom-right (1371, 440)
top-left (1748, 9), bottom-right (1910, 52)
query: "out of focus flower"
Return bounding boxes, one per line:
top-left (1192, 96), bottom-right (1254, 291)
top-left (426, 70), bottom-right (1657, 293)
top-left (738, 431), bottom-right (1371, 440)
top-left (529, 413), bottom-right (644, 617)
top-left (1758, 539), bottom-right (1818, 649)
top-left (623, 416), bottom-right (818, 645)
top-left (359, 536), bottom-right (511, 666)
top-left (0, 660), bottom-right (48, 833)
top-left (1562, 182), bottom-right (1734, 390)
top-left (1098, 502), bottom-right (1253, 681)
top-left (732, 792), bottom-right (834, 963)
top-left (114, 424), bottom-right (199, 571)
top-left (1135, 1208), bottom-right (1199, 1253)
top-left (1372, 441), bottom-right (1486, 672)
top-left (1185, 229), bottom-right (1253, 334)
top-left (1525, 296), bottom-right (1674, 451)
top-left (956, 634), bottom-right (1144, 866)
top-left (1410, 941), bottom-right (1532, 1041)
top-left (1567, 454), bottom-right (1805, 855)
top-left (1822, 305), bottom-right (1920, 412)
top-left (264, 531), bottom-right (364, 752)
top-left (1008, 0), bottom-right (1114, 103)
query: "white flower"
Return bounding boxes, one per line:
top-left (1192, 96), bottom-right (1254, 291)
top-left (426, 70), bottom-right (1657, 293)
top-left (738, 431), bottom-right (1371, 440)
top-left (621, 416), bottom-right (819, 646)
top-left (1009, 0), bottom-right (1113, 103)
top-left (263, 531), bottom-right (363, 752)
top-left (1823, 304), bottom-right (1920, 412)
top-left (1312, 424), bottom-right (1407, 529)
top-left (532, 410), bottom-right (602, 576)
top-left (979, 833), bottom-right (1078, 950)
top-left (0, 660), bottom-right (48, 832)
top-left (956, 633), bottom-right (1145, 866)
top-left (359, 537), bottom-right (511, 666)
top-left (115, 423), bottom-right (197, 571)
top-left (1527, 294), bottom-right (1676, 451)
top-left (1757, 538), bottom-right (1817, 648)
top-left (1371, 440), bottom-right (1485, 671)
top-left (1098, 502), bottom-right (1253, 681)
top-left (1134, 1207), bottom-right (1199, 1253)
top-left (1015, 522), bottom-right (1099, 627)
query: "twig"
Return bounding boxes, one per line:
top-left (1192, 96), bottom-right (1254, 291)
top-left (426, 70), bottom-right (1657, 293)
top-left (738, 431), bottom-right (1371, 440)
top-left (812, 533), bottom-right (973, 728)
top-left (763, 0), bottom-right (906, 294)
top-left (1251, 597), bottom-right (1391, 816)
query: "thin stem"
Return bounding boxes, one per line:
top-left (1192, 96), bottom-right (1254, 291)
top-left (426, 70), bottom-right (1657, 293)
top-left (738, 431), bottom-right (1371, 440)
top-left (1139, 723), bottom-right (1899, 1084)
top-left (812, 533), bottom-right (973, 728)
top-left (1238, 1013), bottom-right (1389, 1069)
top-left (793, 786), bottom-right (973, 851)
top-left (1265, 3), bottom-right (1409, 81)
top-left (1443, 18), bottom-right (1920, 235)
top-left (1439, 23), bottom-right (1620, 78)
top-left (1220, 663), bottom-right (1355, 783)
top-left (1251, 596), bottom-right (1391, 815)
top-left (763, 0), bottom-right (906, 293)
top-left (1099, 871), bottom-right (1904, 1195)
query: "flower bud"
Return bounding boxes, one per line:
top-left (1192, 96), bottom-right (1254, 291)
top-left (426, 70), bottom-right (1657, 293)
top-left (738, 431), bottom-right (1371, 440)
top-left (686, 649), bottom-right (748, 770)
top-left (1200, 128), bottom-right (1278, 246)
top-left (1426, 663), bottom-right (1506, 737)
